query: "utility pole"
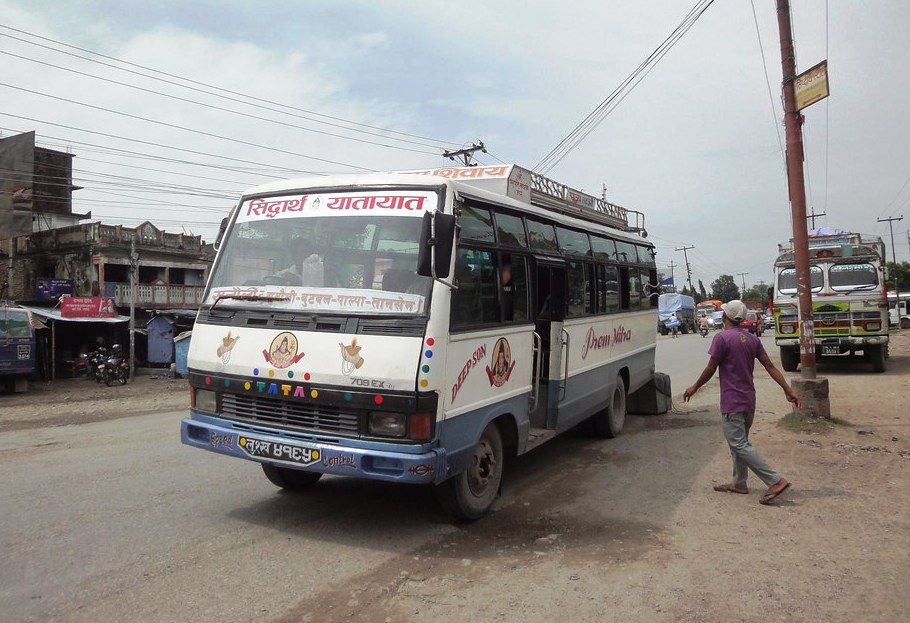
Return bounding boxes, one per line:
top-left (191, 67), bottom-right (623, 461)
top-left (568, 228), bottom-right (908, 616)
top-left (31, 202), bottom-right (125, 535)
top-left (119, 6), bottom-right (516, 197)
top-left (777, 0), bottom-right (829, 416)
top-left (129, 236), bottom-right (139, 382)
top-left (879, 215), bottom-right (903, 328)
top-left (443, 141), bottom-right (486, 167)
top-left (667, 260), bottom-right (676, 291)
top-left (737, 272), bottom-right (749, 297)
top-left (807, 208), bottom-right (826, 229)
top-left (675, 245), bottom-right (694, 294)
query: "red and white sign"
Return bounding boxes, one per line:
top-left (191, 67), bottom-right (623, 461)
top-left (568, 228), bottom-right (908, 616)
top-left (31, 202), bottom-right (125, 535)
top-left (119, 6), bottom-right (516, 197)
top-left (237, 191), bottom-right (436, 222)
top-left (60, 296), bottom-right (118, 318)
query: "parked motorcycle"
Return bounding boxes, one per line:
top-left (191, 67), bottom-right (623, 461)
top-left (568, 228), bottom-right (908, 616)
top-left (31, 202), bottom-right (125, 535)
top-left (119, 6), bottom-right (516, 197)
top-left (101, 344), bottom-right (129, 386)
top-left (81, 346), bottom-right (108, 382)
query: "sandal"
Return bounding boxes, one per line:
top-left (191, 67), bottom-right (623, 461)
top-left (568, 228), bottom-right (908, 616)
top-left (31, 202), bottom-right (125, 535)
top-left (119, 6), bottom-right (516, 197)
top-left (713, 483), bottom-right (749, 494)
top-left (759, 479), bottom-right (791, 505)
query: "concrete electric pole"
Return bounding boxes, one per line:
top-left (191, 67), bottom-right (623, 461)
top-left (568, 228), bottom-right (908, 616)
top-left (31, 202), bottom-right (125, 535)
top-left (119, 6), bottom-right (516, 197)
top-left (674, 245), bottom-right (694, 295)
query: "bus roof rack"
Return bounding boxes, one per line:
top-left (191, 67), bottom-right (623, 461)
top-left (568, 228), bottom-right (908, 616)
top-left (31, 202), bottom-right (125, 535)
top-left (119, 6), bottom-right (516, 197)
top-left (397, 164), bottom-right (644, 235)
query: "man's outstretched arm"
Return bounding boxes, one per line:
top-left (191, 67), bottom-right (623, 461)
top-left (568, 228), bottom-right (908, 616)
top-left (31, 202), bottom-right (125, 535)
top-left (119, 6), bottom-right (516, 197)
top-left (683, 358), bottom-right (719, 402)
top-left (758, 352), bottom-right (801, 409)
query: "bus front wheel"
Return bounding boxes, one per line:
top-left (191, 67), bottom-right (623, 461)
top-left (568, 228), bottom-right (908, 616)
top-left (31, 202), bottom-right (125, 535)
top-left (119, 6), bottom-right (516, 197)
top-left (867, 345), bottom-right (886, 373)
top-left (436, 423), bottom-right (503, 521)
top-left (261, 464), bottom-right (323, 490)
top-left (780, 347), bottom-right (799, 372)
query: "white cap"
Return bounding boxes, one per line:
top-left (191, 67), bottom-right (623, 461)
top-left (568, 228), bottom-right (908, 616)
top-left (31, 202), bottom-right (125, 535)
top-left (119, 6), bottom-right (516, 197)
top-left (721, 299), bottom-right (747, 322)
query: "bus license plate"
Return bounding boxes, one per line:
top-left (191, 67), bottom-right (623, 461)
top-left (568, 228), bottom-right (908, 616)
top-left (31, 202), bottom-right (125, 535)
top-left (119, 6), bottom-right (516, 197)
top-left (822, 345), bottom-right (840, 355)
top-left (238, 436), bottom-right (320, 466)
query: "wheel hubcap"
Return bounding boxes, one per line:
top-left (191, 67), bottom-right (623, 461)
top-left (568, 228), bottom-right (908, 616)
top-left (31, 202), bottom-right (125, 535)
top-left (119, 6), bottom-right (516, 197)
top-left (468, 439), bottom-right (496, 495)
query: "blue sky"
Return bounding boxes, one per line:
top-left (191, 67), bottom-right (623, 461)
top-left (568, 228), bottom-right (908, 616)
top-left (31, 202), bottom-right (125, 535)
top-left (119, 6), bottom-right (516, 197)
top-left (2, 0), bottom-right (909, 290)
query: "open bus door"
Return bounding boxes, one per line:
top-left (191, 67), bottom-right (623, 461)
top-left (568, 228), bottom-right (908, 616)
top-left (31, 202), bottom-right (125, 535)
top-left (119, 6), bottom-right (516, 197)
top-left (531, 259), bottom-right (566, 428)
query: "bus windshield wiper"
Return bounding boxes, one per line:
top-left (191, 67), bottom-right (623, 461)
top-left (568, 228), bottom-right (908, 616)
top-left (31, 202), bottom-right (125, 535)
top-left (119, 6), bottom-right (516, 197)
top-left (210, 292), bottom-right (292, 312)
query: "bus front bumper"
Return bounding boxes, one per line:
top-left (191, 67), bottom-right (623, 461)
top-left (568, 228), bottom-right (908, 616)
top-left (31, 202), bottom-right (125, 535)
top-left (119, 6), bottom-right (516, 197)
top-left (181, 413), bottom-right (447, 485)
top-left (775, 335), bottom-right (889, 350)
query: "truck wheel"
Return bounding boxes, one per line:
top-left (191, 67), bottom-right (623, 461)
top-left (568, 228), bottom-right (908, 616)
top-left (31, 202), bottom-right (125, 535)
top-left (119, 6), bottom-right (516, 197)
top-left (780, 347), bottom-right (798, 372)
top-left (868, 345), bottom-right (886, 373)
top-left (901, 317), bottom-right (910, 330)
top-left (588, 375), bottom-right (627, 438)
top-left (436, 423), bottom-right (503, 520)
top-left (261, 464), bottom-right (323, 490)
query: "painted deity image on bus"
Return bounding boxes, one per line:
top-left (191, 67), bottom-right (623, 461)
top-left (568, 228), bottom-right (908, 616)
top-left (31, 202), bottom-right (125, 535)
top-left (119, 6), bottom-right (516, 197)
top-left (485, 337), bottom-right (515, 387)
top-left (263, 331), bottom-right (305, 368)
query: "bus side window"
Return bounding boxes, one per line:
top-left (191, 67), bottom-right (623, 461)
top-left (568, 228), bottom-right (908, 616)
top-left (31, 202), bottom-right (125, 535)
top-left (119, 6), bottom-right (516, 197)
top-left (499, 254), bottom-right (529, 322)
top-left (598, 264), bottom-right (620, 313)
top-left (452, 248), bottom-right (497, 329)
top-left (566, 260), bottom-right (593, 318)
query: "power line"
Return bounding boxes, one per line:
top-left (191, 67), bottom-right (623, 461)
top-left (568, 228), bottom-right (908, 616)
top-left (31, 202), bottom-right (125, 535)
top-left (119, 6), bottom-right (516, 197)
top-left (0, 82), bottom-right (375, 171)
top-left (0, 48), bottom-right (444, 155)
top-left (533, 0), bottom-right (716, 174)
top-left (0, 24), bottom-right (461, 150)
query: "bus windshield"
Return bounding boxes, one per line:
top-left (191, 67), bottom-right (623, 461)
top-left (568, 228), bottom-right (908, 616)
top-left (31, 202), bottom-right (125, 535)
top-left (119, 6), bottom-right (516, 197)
top-left (829, 263), bottom-right (878, 292)
top-left (0, 310), bottom-right (31, 338)
top-left (777, 266), bottom-right (823, 295)
top-left (206, 190), bottom-right (436, 315)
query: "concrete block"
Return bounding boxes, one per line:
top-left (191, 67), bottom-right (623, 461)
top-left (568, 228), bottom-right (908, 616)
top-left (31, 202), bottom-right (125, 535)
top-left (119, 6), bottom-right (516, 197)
top-left (791, 377), bottom-right (831, 419)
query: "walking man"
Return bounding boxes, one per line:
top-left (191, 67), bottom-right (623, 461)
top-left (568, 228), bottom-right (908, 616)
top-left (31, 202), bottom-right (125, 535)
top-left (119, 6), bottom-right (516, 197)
top-left (683, 300), bottom-right (799, 504)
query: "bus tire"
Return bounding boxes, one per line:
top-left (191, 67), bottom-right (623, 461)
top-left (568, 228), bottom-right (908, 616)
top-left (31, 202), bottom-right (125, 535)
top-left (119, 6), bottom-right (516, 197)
top-left (436, 422), bottom-right (503, 521)
top-left (261, 464), bottom-right (323, 490)
top-left (868, 345), bottom-right (886, 373)
top-left (589, 375), bottom-right (626, 439)
top-left (901, 317), bottom-right (910, 330)
top-left (780, 347), bottom-right (798, 372)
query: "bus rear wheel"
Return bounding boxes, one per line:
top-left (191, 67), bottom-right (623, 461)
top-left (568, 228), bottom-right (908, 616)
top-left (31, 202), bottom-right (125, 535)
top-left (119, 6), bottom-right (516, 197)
top-left (588, 375), bottom-right (626, 439)
top-left (261, 464), bottom-right (323, 490)
top-left (436, 423), bottom-right (503, 521)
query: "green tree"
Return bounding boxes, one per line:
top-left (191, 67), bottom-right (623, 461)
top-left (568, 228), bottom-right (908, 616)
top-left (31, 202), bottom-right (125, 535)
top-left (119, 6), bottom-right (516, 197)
top-left (711, 274), bottom-right (740, 302)
top-left (886, 261), bottom-right (910, 291)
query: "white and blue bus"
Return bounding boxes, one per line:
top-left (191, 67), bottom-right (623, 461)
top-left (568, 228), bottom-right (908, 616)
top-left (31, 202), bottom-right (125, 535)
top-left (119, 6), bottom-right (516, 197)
top-left (181, 165), bottom-right (658, 518)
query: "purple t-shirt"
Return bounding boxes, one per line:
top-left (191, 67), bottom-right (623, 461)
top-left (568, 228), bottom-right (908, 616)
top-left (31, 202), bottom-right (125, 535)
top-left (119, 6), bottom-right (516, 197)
top-left (708, 327), bottom-right (767, 413)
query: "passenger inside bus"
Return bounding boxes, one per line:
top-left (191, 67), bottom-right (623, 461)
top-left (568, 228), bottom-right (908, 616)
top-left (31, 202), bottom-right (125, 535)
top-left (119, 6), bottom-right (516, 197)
top-left (270, 241), bottom-right (324, 286)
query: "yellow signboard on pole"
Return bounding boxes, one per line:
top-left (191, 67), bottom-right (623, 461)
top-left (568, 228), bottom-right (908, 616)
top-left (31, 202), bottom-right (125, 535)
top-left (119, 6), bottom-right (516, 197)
top-left (794, 60), bottom-right (829, 111)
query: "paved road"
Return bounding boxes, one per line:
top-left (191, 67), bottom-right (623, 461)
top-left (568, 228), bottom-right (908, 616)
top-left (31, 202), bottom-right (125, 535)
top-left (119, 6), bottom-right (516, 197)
top-left (0, 335), bottom-right (727, 622)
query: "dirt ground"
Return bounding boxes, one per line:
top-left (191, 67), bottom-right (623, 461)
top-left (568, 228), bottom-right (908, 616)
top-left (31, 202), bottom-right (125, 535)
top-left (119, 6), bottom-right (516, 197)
top-left (2, 336), bottom-right (909, 622)
top-left (0, 368), bottom-right (189, 432)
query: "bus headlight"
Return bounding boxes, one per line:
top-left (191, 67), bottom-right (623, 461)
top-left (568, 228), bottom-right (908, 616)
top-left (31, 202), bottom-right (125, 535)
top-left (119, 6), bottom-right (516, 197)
top-left (193, 388), bottom-right (218, 414)
top-left (369, 412), bottom-right (407, 437)
top-left (780, 324), bottom-right (796, 334)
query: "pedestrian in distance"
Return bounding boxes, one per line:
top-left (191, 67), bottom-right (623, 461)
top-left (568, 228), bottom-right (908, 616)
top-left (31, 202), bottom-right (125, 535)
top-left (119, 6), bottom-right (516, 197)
top-left (683, 299), bottom-right (800, 505)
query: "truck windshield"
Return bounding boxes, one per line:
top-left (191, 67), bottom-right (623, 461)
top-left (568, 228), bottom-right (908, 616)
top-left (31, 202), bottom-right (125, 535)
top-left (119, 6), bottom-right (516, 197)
top-left (829, 263), bottom-right (878, 292)
top-left (206, 190), bottom-right (436, 315)
top-left (777, 266), bottom-right (823, 295)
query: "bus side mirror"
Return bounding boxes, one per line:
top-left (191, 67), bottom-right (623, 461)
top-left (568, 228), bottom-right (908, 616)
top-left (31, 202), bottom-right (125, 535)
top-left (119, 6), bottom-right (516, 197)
top-left (417, 211), bottom-right (456, 279)
top-left (214, 217), bottom-right (229, 251)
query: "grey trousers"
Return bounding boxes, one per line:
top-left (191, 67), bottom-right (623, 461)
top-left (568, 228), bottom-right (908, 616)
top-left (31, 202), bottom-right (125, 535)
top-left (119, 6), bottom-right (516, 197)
top-left (722, 412), bottom-right (781, 488)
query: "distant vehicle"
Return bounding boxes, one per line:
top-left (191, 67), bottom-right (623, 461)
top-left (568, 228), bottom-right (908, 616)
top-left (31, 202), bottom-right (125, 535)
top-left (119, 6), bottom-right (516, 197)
top-left (763, 313), bottom-right (776, 330)
top-left (774, 230), bottom-right (889, 372)
top-left (887, 292), bottom-right (909, 329)
top-left (741, 311), bottom-right (763, 336)
top-left (0, 307), bottom-right (36, 393)
top-left (708, 310), bottom-right (725, 330)
top-left (696, 299), bottom-right (723, 319)
top-left (658, 293), bottom-right (696, 335)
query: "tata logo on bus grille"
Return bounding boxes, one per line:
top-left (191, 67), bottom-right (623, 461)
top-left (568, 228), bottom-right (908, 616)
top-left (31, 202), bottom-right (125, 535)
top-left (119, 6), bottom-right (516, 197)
top-left (581, 325), bottom-right (633, 360)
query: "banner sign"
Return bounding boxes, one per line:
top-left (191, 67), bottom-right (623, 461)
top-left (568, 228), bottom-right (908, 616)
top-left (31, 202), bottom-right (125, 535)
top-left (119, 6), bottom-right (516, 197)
top-left (795, 60), bottom-right (829, 111)
top-left (60, 296), bottom-right (118, 318)
top-left (36, 278), bottom-right (74, 301)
